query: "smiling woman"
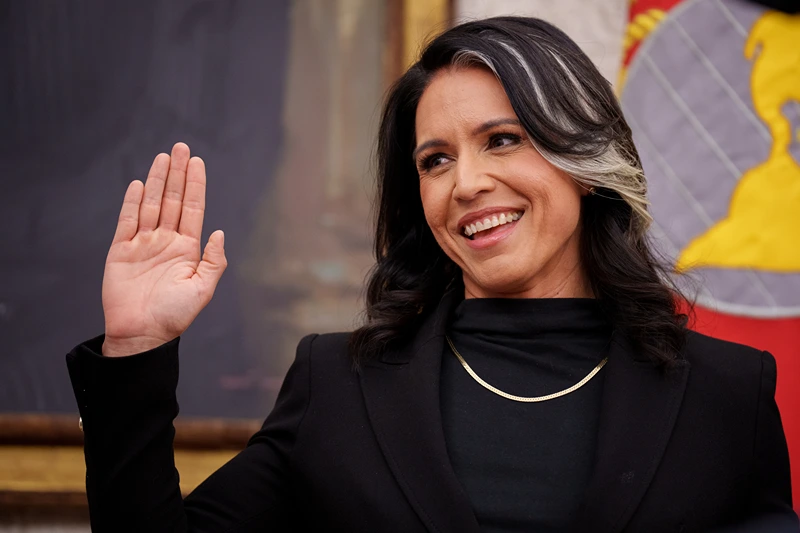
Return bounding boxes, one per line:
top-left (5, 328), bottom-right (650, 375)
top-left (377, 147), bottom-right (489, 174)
top-left (353, 17), bottom-right (681, 369)
top-left (65, 16), bottom-right (798, 533)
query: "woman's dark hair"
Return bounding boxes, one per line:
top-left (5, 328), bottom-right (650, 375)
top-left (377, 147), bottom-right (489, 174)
top-left (349, 16), bottom-right (689, 367)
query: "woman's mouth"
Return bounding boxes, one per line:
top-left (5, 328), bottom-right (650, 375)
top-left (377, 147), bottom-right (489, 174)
top-left (463, 211), bottom-right (523, 240)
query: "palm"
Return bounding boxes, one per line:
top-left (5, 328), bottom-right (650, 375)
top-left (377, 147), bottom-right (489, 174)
top-left (104, 231), bottom-right (202, 341)
top-left (102, 143), bottom-right (227, 353)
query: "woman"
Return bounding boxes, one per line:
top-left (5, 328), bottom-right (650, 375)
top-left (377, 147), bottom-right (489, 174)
top-left (66, 17), bottom-right (797, 532)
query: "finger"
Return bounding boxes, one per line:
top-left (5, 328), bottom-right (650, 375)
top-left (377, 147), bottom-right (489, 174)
top-left (138, 153), bottom-right (170, 231)
top-left (158, 142), bottom-right (191, 231)
top-left (178, 156), bottom-right (207, 240)
top-left (111, 180), bottom-right (144, 245)
top-left (195, 230), bottom-right (227, 293)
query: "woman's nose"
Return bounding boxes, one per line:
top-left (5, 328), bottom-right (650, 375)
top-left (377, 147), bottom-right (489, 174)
top-left (452, 158), bottom-right (496, 200)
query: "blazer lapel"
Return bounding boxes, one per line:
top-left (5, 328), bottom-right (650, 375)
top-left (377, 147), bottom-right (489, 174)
top-left (359, 289), bottom-right (481, 533)
top-left (568, 333), bottom-right (691, 533)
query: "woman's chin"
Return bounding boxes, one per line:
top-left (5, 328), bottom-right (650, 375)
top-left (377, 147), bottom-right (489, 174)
top-left (462, 269), bottom-right (531, 298)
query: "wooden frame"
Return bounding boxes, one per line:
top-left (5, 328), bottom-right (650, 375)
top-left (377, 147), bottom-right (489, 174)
top-left (0, 0), bottom-right (453, 514)
top-left (0, 414), bottom-right (261, 449)
top-left (0, 414), bottom-right (260, 511)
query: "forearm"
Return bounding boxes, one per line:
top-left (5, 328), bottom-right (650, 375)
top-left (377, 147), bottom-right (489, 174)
top-left (67, 334), bottom-right (187, 532)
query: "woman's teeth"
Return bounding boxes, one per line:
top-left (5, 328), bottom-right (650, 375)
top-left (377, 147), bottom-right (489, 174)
top-left (463, 211), bottom-right (522, 237)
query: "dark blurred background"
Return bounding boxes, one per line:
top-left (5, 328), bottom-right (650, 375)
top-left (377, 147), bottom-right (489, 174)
top-left (0, 0), bottom-right (388, 421)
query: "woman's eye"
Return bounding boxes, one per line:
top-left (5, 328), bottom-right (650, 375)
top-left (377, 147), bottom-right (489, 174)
top-left (420, 154), bottom-right (449, 170)
top-left (489, 133), bottom-right (521, 149)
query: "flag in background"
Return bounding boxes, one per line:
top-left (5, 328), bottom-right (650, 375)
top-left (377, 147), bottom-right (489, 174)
top-left (618, 0), bottom-right (800, 507)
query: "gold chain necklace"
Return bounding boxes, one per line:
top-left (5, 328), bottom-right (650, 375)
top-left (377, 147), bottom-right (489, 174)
top-left (445, 335), bottom-right (608, 403)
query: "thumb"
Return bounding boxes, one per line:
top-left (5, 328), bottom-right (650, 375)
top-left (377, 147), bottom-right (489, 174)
top-left (196, 230), bottom-right (227, 283)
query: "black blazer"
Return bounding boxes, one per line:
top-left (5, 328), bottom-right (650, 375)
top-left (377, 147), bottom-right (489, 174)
top-left (67, 290), bottom-right (798, 533)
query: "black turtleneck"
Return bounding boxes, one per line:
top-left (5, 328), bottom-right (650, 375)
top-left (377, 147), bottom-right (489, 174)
top-left (440, 297), bottom-right (613, 533)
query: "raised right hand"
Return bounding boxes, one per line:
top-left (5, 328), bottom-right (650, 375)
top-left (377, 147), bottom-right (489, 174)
top-left (101, 143), bottom-right (227, 357)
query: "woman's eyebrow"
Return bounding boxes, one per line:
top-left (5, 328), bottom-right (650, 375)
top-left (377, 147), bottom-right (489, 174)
top-left (471, 117), bottom-right (520, 135)
top-left (412, 139), bottom-right (448, 162)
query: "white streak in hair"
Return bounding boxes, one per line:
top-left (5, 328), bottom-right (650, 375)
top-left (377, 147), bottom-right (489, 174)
top-left (495, 42), bottom-right (549, 114)
top-left (545, 48), bottom-right (599, 123)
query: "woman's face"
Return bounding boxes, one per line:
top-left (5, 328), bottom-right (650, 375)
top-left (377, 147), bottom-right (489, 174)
top-left (414, 66), bottom-right (591, 299)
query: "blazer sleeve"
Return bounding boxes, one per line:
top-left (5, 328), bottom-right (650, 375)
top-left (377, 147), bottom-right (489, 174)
top-left (66, 332), bottom-right (317, 533)
top-left (717, 351), bottom-right (799, 532)
top-left (747, 351), bottom-right (798, 528)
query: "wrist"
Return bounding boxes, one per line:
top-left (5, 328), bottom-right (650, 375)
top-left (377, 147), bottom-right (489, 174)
top-left (101, 334), bottom-right (171, 357)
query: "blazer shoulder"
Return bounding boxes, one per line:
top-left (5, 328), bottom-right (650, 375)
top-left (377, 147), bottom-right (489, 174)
top-left (682, 329), bottom-right (772, 395)
top-left (297, 331), bottom-right (354, 372)
top-left (683, 329), bottom-right (765, 360)
top-left (303, 331), bottom-right (352, 350)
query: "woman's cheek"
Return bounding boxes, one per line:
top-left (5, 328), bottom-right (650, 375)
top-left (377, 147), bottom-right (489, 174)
top-left (420, 183), bottom-right (449, 234)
